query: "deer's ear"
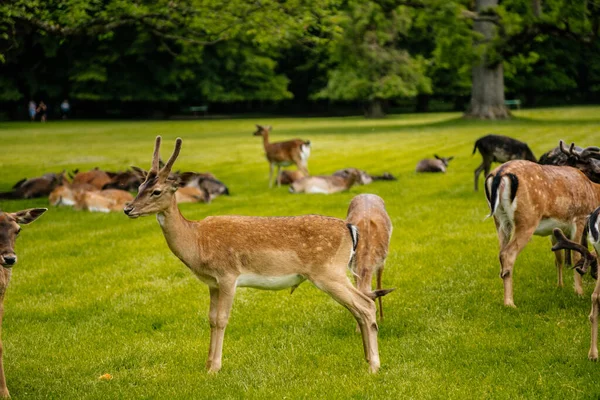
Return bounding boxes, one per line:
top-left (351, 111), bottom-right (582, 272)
top-left (11, 208), bottom-right (47, 225)
top-left (130, 166), bottom-right (148, 180)
top-left (448, 156), bottom-right (454, 161)
top-left (434, 154), bottom-right (441, 160)
top-left (256, 124), bottom-right (263, 129)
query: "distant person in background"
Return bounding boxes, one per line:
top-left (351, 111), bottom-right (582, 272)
top-left (28, 101), bottom-right (37, 121)
top-left (60, 99), bottom-right (70, 119)
top-left (37, 101), bottom-right (48, 122)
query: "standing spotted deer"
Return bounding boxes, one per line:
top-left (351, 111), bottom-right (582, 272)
top-left (346, 194), bottom-right (394, 320)
top-left (124, 136), bottom-right (391, 373)
top-left (0, 208), bottom-right (47, 398)
top-left (253, 125), bottom-right (311, 188)
top-left (485, 141), bottom-right (600, 307)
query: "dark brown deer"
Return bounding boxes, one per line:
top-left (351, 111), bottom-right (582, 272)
top-left (0, 173), bottom-right (64, 199)
top-left (253, 125), bottom-right (311, 188)
top-left (415, 155), bottom-right (454, 173)
top-left (485, 141), bottom-right (600, 307)
top-left (0, 208), bottom-right (47, 397)
top-left (473, 134), bottom-right (537, 190)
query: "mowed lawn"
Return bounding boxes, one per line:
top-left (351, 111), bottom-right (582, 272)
top-left (1, 106), bottom-right (600, 399)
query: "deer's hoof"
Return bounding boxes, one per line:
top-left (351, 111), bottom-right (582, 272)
top-left (589, 350), bottom-right (598, 361)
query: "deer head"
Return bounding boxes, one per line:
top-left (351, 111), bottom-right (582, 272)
top-left (0, 209), bottom-right (47, 267)
top-left (124, 136), bottom-right (182, 218)
top-left (434, 154), bottom-right (454, 167)
top-left (253, 124), bottom-right (272, 136)
top-left (559, 140), bottom-right (600, 183)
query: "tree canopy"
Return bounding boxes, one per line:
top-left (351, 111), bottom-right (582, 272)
top-left (1, 0), bottom-right (598, 118)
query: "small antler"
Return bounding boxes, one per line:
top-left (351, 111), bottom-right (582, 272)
top-left (552, 228), bottom-right (597, 276)
top-left (152, 136), bottom-right (162, 172)
top-left (160, 138), bottom-right (183, 176)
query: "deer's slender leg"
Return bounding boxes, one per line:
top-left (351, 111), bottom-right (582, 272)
top-left (208, 281), bottom-right (236, 373)
top-left (571, 220), bottom-right (585, 296)
top-left (268, 163), bottom-right (274, 188)
top-left (474, 162), bottom-right (485, 191)
top-left (551, 236), bottom-right (565, 287)
top-left (0, 302), bottom-right (7, 399)
top-left (590, 283), bottom-right (600, 361)
top-left (376, 265), bottom-right (384, 320)
top-left (313, 276), bottom-right (380, 373)
top-left (206, 287), bottom-right (219, 370)
top-left (276, 166), bottom-right (282, 187)
top-left (499, 225), bottom-right (537, 307)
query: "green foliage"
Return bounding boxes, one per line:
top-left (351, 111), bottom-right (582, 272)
top-left (315, 1), bottom-right (432, 103)
top-left (1, 108), bottom-right (600, 397)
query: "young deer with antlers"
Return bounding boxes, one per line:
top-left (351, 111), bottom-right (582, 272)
top-left (253, 125), bottom-right (311, 188)
top-left (485, 141), bottom-right (600, 307)
top-left (124, 136), bottom-right (392, 373)
top-left (0, 208), bottom-right (47, 397)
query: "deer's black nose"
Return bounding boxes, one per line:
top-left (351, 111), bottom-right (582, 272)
top-left (123, 205), bottom-right (133, 215)
top-left (3, 256), bottom-right (16, 266)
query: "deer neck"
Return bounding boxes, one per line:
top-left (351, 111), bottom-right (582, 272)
top-left (157, 195), bottom-right (199, 264)
top-left (261, 132), bottom-right (270, 149)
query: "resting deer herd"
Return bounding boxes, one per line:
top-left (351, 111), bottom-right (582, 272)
top-left (2, 128), bottom-right (600, 395)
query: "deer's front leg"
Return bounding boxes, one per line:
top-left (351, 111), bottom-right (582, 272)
top-left (268, 163), bottom-right (274, 188)
top-left (206, 287), bottom-right (219, 371)
top-left (0, 302), bottom-right (7, 398)
top-left (208, 281), bottom-right (236, 374)
top-left (589, 287), bottom-right (600, 361)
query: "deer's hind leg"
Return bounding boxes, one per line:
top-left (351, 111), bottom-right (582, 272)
top-left (551, 237), bottom-right (565, 288)
top-left (497, 219), bottom-right (537, 308)
top-left (312, 273), bottom-right (380, 373)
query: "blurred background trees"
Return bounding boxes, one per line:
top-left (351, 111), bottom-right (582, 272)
top-left (1, 0), bottom-right (598, 119)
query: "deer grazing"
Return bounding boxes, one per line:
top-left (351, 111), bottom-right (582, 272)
top-left (289, 169), bottom-right (362, 194)
top-left (415, 155), bottom-right (454, 173)
top-left (485, 141), bottom-right (600, 307)
top-left (346, 194), bottom-right (394, 320)
top-left (0, 207), bottom-right (47, 397)
top-left (124, 136), bottom-right (392, 373)
top-left (253, 125), bottom-right (311, 188)
top-left (473, 134), bottom-right (537, 191)
top-left (552, 215), bottom-right (600, 361)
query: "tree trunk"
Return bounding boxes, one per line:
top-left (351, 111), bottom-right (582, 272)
top-left (464, 0), bottom-right (511, 120)
top-left (364, 99), bottom-right (385, 118)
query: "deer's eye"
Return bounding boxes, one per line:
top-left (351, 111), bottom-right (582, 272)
top-left (152, 190), bottom-right (162, 196)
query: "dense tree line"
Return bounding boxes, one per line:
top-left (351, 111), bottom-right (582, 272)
top-left (1, 0), bottom-right (598, 119)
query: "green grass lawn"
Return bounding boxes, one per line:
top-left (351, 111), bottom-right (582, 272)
top-left (1, 106), bottom-right (600, 399)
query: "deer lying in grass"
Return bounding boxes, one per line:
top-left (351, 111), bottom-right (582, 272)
top-left (473, 134), bottom-right (537, 191)
top-left (71, 168), bottom-right (112, 190)
top-left (50, 182), bottom-right (133, 212)
top-left (289, 169), bottom-right (362, 194)
top-left (552, 222), bottom-right (600, 361)
top-left (415, 155), bottom-right (454, 173)
top-left (0, 172), bottom-right (64, 199)
top-left (74, 189), bottom-right (133, 212)
top-left (102, 170), bottom-right (143, 191)
top-left (346, 194), bottom-right (394, 320)
top-left (253, 125), bottom-right (311, 188)
top-left (0, 207), bottom-right (47, 398)
top-left (124, 136), bottom-right (392, 373)
top-left (485, 141), bottom-right (600, 307)
top-left (177, 172), bottom-right (230, 203)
